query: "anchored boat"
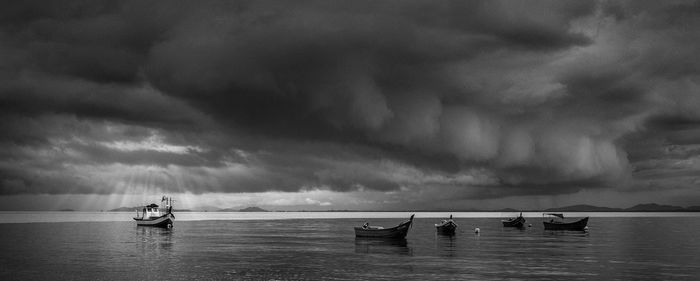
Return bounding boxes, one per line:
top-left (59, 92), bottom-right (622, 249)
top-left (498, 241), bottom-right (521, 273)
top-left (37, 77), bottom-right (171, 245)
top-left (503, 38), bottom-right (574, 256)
top-left (354, 214), bottom-right (414, 238)
top-left (502, 212), bottom-right (526, 228)
top-left (435, 215), bottom-right (458, 234)
top-left (542, 213), bottom-right (588, 231)
top-left (133, 196), bottom-right (175, 228)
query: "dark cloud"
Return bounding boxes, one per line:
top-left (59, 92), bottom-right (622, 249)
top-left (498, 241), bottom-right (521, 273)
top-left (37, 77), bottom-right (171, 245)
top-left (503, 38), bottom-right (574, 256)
top-left (1, 0), bottom-right (700, 207)
top-left (143, 0), bottom-right (597, 137)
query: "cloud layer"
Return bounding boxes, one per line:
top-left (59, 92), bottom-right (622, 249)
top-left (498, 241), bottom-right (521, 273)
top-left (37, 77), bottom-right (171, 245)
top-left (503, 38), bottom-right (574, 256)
top-left (2, 0), bottom-right (700, 206)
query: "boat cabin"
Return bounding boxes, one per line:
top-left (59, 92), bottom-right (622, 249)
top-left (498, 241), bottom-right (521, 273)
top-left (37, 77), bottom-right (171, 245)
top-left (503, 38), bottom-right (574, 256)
top-left (136, 203), bottom-right (163, 219)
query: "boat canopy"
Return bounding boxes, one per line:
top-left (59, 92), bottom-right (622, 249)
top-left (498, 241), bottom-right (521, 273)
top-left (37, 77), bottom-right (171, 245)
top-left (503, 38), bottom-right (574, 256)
top-left (147, 204), bottom-right (159, 208)
top-left (545, 213), bottom-right (565, 218)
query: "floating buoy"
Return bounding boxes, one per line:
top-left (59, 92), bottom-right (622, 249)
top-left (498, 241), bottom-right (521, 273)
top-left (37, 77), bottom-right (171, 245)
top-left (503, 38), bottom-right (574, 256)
top-left (583, 226), bottom-right (589, 231)
top-left (528, 224), bottom-right (532, 227)
top-left (474, 227), bottom-right (480, 234)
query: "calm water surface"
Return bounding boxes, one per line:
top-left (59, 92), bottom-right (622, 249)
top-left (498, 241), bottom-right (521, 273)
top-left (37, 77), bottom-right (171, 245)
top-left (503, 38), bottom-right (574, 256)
top-left (0, 212), bottom-right (698, 280)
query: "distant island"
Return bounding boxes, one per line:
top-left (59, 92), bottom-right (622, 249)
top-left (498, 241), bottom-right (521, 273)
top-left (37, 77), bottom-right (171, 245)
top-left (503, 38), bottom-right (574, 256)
top-left (108, 207), bottom-right (191, 212)
top-left (544, 203), bottom-right (700, 212)
top-left (217, 206), bottom-right (268, 212)
top-left (238, 206), bottom-right (268, 212)
top-left (109, 207), bottom-right (136, 212)
top-left (106, 206), bottom-right (268, 212)
top-left (543, 204), bottom-right (624, 212)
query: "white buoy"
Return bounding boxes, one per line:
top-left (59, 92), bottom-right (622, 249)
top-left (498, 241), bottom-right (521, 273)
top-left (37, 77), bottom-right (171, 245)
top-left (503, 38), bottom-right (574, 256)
top-left (584, 226), bottom-right (589, 231)
top-left (528, 224), bottom-right (532, 227)
top-left (474, 227), bottom-right (480, 234)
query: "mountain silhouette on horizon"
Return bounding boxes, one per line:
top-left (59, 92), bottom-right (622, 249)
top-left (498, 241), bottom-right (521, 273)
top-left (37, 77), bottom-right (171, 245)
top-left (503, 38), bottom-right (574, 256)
top-left (545, 203), bottom-right (693, 212)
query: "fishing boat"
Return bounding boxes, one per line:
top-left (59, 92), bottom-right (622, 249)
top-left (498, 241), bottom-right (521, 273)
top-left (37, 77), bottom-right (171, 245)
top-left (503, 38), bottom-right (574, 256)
top-left (435, 215), bottom-right (458, 234)
top-left (502, 212), bottom-right (526, 228)
top-left (542, 213), bottom-right (588, 231)
top-left (354, 214), bottom-right (414, 238)
top-left (133, 196), bottom-right (175, 228)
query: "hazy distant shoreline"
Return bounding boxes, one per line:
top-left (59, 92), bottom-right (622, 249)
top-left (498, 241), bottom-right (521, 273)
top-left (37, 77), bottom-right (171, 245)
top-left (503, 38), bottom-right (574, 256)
top-left (47, 203), bottom-right (698, 213)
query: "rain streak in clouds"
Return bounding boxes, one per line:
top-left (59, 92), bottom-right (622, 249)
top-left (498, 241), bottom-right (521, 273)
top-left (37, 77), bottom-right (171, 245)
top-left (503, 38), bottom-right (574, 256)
top-left (1, 0), bottom-right (700, 209)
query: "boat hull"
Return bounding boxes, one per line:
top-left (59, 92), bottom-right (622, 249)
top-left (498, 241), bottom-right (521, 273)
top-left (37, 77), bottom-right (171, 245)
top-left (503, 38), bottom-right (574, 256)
top-left (134, 213), bottom-right (174, 228)
top-left (543, 217), bottom-right (588, 231)
top-left (502, 216), bottom-right (526, 228)
top-left (355, 216), bottom-right (413, 238)
top-left (435, 221), bottom-right (458, 234)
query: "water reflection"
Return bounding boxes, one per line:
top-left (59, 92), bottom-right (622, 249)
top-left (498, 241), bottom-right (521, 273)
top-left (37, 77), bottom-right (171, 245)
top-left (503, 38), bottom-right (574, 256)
top-left (436, 229), bottom-right (457, 236)
top-left (136, 226), bottom-right (174, 252)
top-left (543, 230), bottom-right (589, 238)
top-left (2, 217), bottom-right (699, 280)
top-left (354, 237), bottom-right (413, 256)
top-left (435, 233), bottom-right (457, 257)
top-left (501, 225), bottom-right (528, 232)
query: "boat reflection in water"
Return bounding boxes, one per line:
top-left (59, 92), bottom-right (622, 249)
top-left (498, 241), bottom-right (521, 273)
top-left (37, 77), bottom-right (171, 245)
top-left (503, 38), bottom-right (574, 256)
top-left (435, 233), bottom-right (457, 257)
top-left (136, 224), bottom-right (174, 254)
top-left (354, 237), bottom-right (413, 256)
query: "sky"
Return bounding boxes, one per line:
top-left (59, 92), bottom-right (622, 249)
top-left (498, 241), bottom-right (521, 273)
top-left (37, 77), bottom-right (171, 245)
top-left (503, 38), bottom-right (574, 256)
top-left (1, 0), bottom-right (700, 211)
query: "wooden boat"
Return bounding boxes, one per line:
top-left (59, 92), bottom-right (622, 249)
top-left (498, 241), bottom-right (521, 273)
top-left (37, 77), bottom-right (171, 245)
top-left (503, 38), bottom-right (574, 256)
top-left (502, 212), bottom-right (526, 228)
top-left (542, 213), bottom-right (588, 231)
top-left (354, 214), bottom-right (414, 238)
top-left (133, 196), bottom-right (175, 228)
top-left (435, 215), bottom-right (458, 234)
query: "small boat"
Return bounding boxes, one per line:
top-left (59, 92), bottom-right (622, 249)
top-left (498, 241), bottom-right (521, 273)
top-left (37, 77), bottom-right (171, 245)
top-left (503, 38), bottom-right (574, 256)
top-left (133, 196), bottom-right (175, 228)
top-left (542, 213), bottom-right (588, 231)
top-left (435, 215), bottom-right (458, 234)
top-left (502, 212), bottom-right (526, 228)
top-left (354, 214), bottom-right (414, 238)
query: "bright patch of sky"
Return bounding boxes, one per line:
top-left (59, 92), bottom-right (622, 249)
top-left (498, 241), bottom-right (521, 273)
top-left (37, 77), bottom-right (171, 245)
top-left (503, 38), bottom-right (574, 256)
top-left (101, 132), bottom-right (204, 154)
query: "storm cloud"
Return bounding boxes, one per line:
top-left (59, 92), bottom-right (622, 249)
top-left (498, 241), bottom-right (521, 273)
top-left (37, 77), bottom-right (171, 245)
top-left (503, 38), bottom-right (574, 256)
top-left (1, 0), bottom-right (700, 208)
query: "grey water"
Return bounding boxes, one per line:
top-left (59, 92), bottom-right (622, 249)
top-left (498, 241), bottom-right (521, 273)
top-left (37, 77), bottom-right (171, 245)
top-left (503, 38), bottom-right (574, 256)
top-left (0, 213), bottom-right (699, 280)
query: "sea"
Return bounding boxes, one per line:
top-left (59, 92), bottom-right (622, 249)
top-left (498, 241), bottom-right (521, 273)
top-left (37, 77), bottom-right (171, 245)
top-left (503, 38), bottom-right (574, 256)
top-left (0, 212), bottom-right (699, 280)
